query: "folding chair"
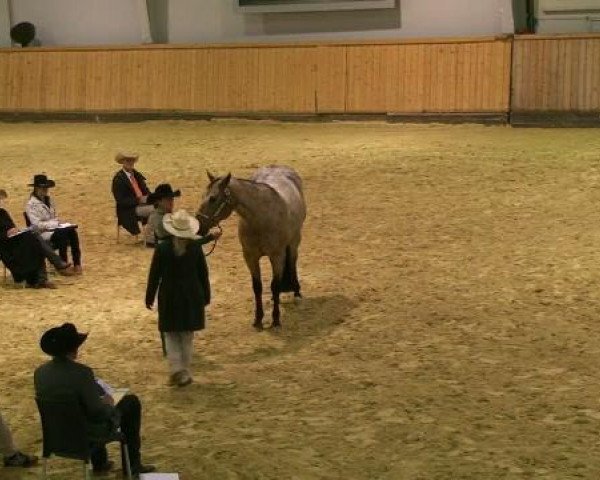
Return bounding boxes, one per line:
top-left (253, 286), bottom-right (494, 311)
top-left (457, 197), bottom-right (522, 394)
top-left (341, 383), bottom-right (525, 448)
top-left (116, 217), bottom-right (150, 246)
top-left (36, 397), bottom-right (133, 480)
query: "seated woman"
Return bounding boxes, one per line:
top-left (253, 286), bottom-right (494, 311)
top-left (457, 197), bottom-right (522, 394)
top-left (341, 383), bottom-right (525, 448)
top-left (0, 189), bottom-right (73, 288)
top-left (25, 174), bottom-right (82, 274)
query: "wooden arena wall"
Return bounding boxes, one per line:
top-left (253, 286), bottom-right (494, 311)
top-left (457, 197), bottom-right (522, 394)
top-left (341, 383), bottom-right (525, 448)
top-left (512, 34), bottom-right (600, 113)
top-left (0, 37), bottom-right (512, 116)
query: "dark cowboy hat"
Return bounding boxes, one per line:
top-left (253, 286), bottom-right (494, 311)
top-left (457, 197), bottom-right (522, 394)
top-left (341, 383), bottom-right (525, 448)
top-left (148, 183), bottom-right (181, 204)
top-left (28, 174), bottom-right (56, 188)
top-left (40, 323), bottom-right (88, 357)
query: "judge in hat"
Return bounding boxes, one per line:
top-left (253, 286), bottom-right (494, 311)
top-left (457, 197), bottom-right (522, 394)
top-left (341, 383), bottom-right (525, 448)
top-left (25, 174), bottom-right (83, 274)
top-left (111, 152), bottom-right (155, 244)
top-left (34, 323), bottom-right (156, 476)
top-left (1, 188), bottom-right (73, 287)
top-left (146, 183), bottom-right (181, 244)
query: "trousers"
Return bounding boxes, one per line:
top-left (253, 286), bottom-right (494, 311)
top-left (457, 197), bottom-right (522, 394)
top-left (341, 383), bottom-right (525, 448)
top-left (163, 332), bottom-right (195, 375)
top-left (90, 395), bottom-right (142, 471)
top-left (0, 412), bottom-right (17, 457)
top-left (50, 227), bottom-right (81, 266)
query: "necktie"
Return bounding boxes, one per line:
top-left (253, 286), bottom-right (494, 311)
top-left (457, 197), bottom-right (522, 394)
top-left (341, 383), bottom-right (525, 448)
top-left (129, 174), bottom-right (143, 199)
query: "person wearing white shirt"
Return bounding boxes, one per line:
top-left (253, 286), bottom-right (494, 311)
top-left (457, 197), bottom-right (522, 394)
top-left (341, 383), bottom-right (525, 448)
top-left (25, 174), bottom-right (82, 274)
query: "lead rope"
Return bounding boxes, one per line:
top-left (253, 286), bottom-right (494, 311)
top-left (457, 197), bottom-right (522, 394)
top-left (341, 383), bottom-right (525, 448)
top-left (200, 189), bottom-right (231, 257)
top-left (204, 223), bottom-right (222, 257)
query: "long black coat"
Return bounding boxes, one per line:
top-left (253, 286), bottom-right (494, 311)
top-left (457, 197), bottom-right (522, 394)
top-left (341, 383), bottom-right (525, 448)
top-left (0, 208), bottom-right (45, 282)
top-left (145, 238), bottom-right (213, 333)
top-left (111, 169), bottom-right (150, 235)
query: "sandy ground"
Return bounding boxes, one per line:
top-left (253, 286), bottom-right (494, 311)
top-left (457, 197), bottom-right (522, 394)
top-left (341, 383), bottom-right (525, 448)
top-left (1, 121), bottom-right (600, 479)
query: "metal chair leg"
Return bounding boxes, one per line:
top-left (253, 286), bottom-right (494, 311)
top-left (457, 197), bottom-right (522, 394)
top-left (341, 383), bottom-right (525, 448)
top-left (161, 332), bottom-right (167, 357)
top-left (122, 440), bottom-right (133, 480)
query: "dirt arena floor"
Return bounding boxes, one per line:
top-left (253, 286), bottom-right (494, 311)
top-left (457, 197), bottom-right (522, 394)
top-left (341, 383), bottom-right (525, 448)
top-left (1, 120), bottom-right (600, 479)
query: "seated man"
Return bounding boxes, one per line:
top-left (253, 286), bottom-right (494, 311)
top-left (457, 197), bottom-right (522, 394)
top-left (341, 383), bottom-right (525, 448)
top-left (147, 184), bottom-right (181, 244)
top-left (0, 411), bottom-right (38, 468)
top-left (25, 174), bottom-right (83, 274)
top-left (0, 189), bottom-right (73, 288)
top-left (112, 152), bottom-right (154, 244)
top-left (34, 323), bottom-right (155, 477)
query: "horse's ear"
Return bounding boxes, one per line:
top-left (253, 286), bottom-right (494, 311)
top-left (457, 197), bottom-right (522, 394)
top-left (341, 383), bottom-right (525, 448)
top-left (206, 170), bottom-right (216, 183)
top-left (221, 173), bottom-right (232, 189)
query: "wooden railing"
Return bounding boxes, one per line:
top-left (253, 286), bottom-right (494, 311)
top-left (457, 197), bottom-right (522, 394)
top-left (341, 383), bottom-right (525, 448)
top-left (0, 36), bottom-right (512, 115)
top-left (512, 33), bottom-right (600, 112)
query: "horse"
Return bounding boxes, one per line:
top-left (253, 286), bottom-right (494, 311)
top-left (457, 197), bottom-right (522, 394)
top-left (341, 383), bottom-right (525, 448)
top-left (197, 165), bottom-right (306, 330)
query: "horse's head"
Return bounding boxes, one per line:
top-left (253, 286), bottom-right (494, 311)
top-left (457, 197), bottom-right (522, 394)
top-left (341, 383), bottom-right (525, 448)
top-left (196, 171), bottom-right (234, 235)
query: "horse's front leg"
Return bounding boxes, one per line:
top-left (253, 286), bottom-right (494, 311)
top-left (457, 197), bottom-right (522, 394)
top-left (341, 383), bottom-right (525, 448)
top-left (269, 253), bottom-right (285, 328)
top-left (244, 251), bottom-right (264, 330)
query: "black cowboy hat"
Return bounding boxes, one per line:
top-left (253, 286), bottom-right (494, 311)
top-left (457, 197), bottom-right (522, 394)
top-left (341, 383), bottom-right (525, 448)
top-left (28, 174), bottom-right (56, 188)
top-left (40, 323), bottom-right (88, 357)
top-left (148, 183), bottom-right (181, 204)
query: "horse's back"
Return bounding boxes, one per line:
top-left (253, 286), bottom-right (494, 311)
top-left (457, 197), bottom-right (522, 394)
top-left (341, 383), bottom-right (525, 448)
top-left (252, 165), bottom-right (306, 228)
top-left (252, 165), bottom-right (303, 194)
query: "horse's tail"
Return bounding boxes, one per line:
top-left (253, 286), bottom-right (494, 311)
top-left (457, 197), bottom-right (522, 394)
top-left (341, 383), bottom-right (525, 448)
top-left (280, 246), bottom-right (296, 293)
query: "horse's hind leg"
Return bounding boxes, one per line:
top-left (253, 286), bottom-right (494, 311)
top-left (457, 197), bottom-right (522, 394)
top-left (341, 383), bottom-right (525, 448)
top-left (289, 237), bottom-right (302, 298)
top-left (269, 253), bottom-right (285, 328)
top-left (244, 251), bottom-right (264, 330)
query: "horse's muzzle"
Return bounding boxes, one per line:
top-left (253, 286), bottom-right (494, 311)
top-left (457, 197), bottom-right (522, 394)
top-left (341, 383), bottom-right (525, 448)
top-left (196, 214), bottom-right (210, 236)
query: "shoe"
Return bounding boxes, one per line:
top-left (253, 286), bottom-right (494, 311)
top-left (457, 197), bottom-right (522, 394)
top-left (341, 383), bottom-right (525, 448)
top-left (132, 464), bottom-right (156, 476)
top-left (177, 372), bottom-right (193, 388)
top-left (27, 281), bottom-right (57, 289)
top-left (93, 460), bottom-right (114, 475)
top-left (168, 372), bottom-right (181, 386)
top-left (92, 460), bottom-right (115, 476)
top-left (4, 451), bottom-right (38, 467)
top-left (57, 264), bottom-right (75, 276)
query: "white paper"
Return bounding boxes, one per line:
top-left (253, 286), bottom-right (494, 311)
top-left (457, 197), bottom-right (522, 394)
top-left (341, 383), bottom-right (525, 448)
top-left (7, 227), bottom-right (31, 238)
top-left (139, 474), bottom-right (180, 480)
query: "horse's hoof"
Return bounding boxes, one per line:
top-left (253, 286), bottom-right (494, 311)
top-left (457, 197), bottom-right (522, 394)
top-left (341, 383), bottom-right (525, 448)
top-left (294, 292), bottom-right (303, 299)
top-left (253, 323), bottom-right (264, 331)
top-left (270, 322), bottom-right (282, 330)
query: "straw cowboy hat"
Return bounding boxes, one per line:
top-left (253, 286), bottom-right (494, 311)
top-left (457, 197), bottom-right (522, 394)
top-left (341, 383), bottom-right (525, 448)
top-left (40, 323), bottom-right (88, 357)
top-left (115, 152), bottom-right (139, 164)
top-left (163, 210), bottom-right (200, 240)
top-left (28, 174), bottom-right (56, 188)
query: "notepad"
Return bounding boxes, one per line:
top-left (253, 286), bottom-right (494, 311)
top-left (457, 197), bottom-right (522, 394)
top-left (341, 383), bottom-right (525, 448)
top-left (140, 474), bottom-right (180, 480)
top-left (7, 227), bottom-right (32, 238)
top-left (54, 222), bottom-right (77, 229)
